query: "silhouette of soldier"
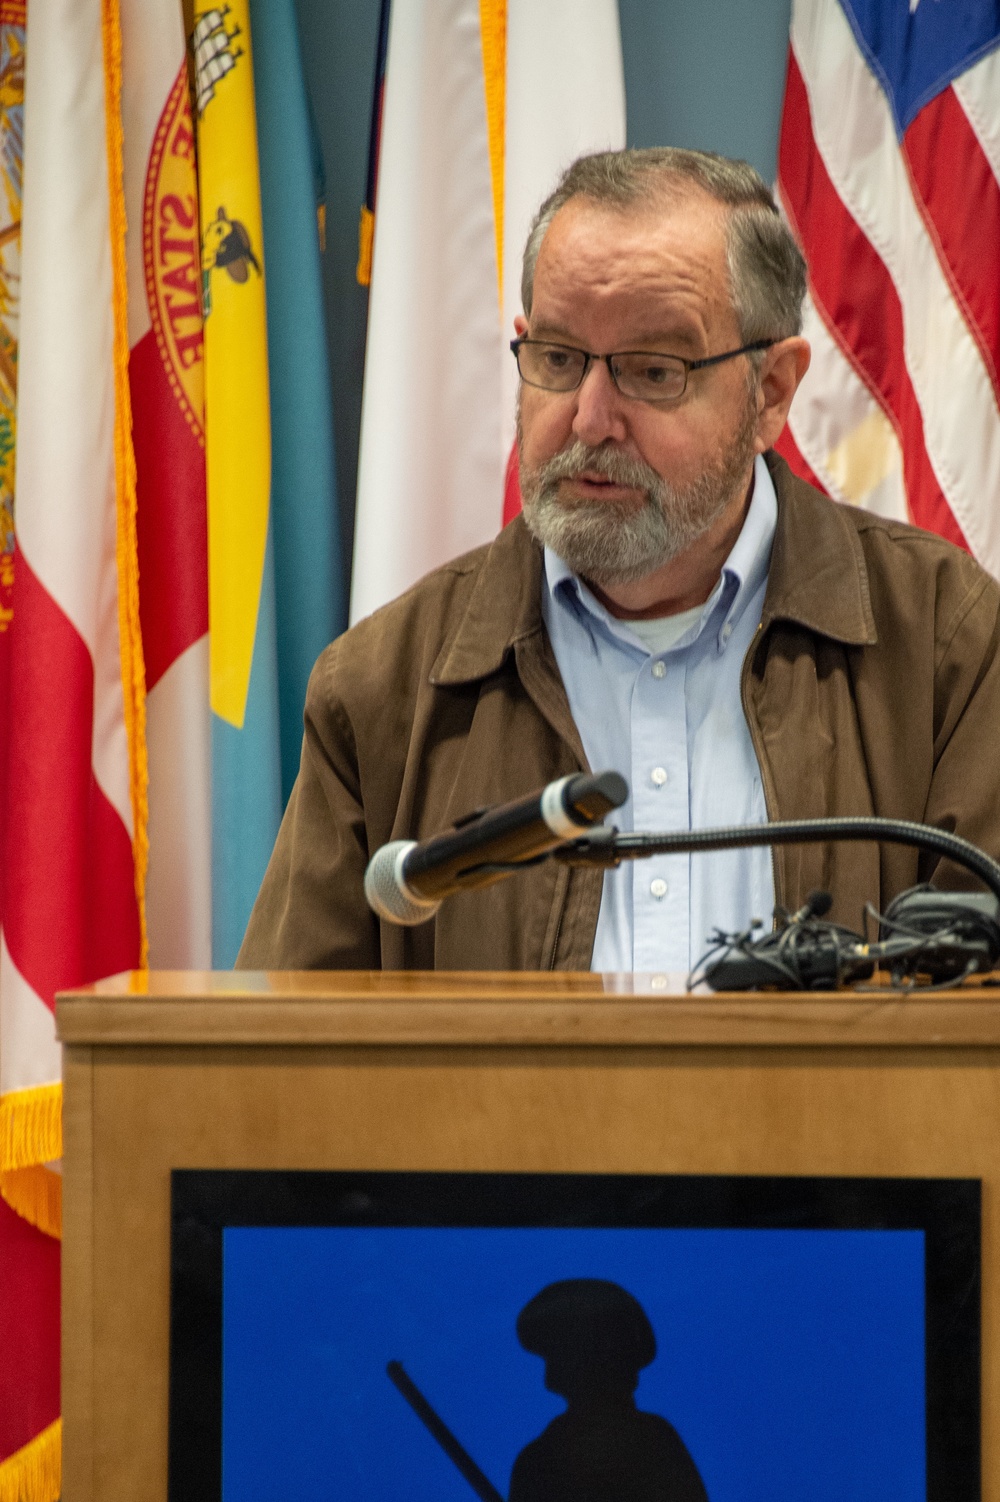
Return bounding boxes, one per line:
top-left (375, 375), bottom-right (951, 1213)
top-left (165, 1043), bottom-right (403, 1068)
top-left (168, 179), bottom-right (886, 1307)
top-left (508, 1279), bottom-right (708, 1502)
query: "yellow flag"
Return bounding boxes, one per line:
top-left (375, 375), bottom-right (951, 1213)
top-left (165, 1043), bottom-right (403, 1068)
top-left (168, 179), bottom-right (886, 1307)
top-left (192, 0), bottom-right (271, 727)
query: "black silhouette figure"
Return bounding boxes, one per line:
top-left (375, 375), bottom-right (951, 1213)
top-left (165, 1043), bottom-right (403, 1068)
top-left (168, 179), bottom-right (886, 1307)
top-left (508, 1279), bottom-right (709, 1502)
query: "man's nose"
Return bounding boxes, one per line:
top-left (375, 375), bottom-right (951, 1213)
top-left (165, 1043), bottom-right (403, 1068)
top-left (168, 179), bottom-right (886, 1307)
top-left (571, 358), bottom-right (630, 448)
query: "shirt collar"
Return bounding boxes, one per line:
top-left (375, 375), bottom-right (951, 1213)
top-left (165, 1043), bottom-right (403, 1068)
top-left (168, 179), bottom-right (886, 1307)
top-left (544, 453), bottom-right (778, 657)
top-left (428, 453), bottom-right (875, 690)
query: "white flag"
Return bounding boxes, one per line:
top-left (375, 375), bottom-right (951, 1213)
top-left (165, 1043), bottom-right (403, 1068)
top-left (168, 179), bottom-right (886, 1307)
top-left (350, 0), bottom-right (626, 624)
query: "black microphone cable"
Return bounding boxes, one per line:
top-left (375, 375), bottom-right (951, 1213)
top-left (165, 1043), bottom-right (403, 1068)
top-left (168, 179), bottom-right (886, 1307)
top-left (449, 811), bottom-right (1000, 992)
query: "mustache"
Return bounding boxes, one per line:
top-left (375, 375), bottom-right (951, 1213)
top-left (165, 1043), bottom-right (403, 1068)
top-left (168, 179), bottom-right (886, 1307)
top-left (532, 441), bottom-right (664, 497)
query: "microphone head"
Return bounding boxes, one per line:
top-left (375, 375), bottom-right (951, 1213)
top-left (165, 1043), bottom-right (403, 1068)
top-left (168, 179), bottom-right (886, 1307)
top-left (363, 840), bottom-right (442, 926)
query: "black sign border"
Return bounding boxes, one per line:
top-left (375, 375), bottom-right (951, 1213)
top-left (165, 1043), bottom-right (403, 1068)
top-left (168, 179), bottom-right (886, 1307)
top-left (169, 1171), bottom-right (980, 1501)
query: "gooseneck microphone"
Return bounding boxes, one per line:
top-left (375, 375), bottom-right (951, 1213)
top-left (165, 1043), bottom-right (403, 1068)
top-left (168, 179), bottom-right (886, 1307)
top-left (364, 776), bottom-right (1000, 988)
top-left (363, 770), bottom-right (628, 925)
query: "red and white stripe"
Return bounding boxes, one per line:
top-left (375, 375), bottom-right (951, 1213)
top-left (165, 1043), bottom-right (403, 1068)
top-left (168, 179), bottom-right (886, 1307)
top-left (778, 0), bottom-right (1000, 580)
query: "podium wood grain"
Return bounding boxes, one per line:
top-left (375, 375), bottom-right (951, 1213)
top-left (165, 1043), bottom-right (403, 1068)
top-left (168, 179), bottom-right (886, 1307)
top-left (59, 970), bottom-right (1000, 1500)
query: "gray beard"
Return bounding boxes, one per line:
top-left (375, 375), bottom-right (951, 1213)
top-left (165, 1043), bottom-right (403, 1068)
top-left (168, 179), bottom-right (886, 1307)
top-left (518, 398), bottom-right (759, 588)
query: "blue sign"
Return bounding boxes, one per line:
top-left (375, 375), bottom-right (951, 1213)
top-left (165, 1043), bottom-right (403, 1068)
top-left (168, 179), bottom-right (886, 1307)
top-left (222, 1224), bottom-right (925, 1501)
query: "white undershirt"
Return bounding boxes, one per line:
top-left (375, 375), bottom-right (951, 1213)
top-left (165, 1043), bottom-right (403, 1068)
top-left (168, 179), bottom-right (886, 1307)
top-left (623, 604), bottom-right (707, 655)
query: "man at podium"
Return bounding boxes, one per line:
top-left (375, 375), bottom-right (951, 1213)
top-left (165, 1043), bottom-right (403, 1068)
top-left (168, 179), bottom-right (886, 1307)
top-left (238, 147), bottom-right (1000, 975)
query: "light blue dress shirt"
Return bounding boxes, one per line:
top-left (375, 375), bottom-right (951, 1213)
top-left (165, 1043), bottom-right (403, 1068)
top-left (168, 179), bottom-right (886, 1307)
top-left (542, 454), bottom-right (777, 974)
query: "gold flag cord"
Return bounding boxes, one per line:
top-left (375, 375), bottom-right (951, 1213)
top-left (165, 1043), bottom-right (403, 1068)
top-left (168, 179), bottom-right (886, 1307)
top-left (478, 0), bottom-right (506, 312)
top-left (101, 0), bottom-right (149, 966)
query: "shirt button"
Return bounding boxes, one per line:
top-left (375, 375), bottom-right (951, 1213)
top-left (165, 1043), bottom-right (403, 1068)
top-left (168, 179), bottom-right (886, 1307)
top-left (651, 766), bottom-right (668, 787)
top-left (650, 877), bottom-right (668, 900)
top-left (651, 660), bottom-right (666, 679)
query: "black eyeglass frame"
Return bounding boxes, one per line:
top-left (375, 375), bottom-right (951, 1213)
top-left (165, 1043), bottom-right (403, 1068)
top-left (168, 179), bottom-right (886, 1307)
top-left (510, 335), bottom-right (776, 401)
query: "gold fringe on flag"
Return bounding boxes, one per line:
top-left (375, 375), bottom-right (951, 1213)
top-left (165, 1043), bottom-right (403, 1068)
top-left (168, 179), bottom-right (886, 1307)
top-left (0, 1083), bottom-right (62, 1238)
top-left (0, 1083), bottom-right (61, 1172)
top-left (478, 0), bottom-right (506, 311)
top-left (0, 1419), bottom-right (61, 1502)
top-left (101, 0), bottom-right (149, 967)
top-left (356, 203), bottom-right (374, 286)
top-left (0, 1166), bottom-right (62, 1241)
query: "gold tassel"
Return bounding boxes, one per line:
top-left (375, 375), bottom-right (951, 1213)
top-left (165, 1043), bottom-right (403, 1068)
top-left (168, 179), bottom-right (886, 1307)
top-left (0, 1420), bottom-right (61, 1502)
top-left (0, 1085), bottom-right (61, 1173)
top-left (102, 0), bottom-right (149, 967)
top-left (0, 1085), bottom-right (62, 1239)
top-left (0, 1167), bottom-right (61, 1241)
top-left (356, 204), bottom-right (374, 286)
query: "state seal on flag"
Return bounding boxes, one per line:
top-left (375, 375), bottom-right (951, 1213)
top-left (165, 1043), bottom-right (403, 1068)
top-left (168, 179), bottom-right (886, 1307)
top-left (142, 65), bottom-right (205, 447)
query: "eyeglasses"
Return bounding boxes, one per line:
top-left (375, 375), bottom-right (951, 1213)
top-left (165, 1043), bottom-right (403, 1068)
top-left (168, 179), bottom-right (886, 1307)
top-left (510, 336), bottom-right (775, 403)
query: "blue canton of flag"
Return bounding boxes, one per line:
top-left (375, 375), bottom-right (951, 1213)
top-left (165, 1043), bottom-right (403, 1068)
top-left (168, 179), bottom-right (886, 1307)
top-left (842, 0), bottom-right (1000, 132)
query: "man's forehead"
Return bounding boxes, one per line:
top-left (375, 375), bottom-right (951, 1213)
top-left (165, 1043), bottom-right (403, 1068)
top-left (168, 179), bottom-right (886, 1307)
top-left (530, 190), bottom-right (735, 343)
top-left (542, 189), bottom-right (729, 265)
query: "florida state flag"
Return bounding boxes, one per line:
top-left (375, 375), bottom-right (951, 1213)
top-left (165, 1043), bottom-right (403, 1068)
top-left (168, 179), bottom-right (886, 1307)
top-left (0, 0), bottom-right (207, 1493)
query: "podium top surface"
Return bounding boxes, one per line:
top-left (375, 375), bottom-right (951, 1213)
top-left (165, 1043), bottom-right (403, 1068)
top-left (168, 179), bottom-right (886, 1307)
top-left (55, 969), bottom-right (1000, 1048)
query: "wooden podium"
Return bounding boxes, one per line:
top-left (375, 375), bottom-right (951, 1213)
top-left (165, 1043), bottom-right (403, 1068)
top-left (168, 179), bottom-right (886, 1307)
top-left (58, 970), bottom-right (1000, 1500)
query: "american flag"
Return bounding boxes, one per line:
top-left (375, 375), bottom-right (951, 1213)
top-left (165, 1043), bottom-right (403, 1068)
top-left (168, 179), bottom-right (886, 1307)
top-left (775, 0), bottom-right (1000, 581)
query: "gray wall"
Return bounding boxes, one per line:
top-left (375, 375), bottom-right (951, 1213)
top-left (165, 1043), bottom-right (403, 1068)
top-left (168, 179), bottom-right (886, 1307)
top-left (293, 0), bottom-right (793, 591)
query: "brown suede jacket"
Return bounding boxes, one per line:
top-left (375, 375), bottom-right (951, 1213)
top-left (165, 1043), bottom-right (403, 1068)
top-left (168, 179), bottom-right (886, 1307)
top-left (238, 453), bottom-right (1000, 971)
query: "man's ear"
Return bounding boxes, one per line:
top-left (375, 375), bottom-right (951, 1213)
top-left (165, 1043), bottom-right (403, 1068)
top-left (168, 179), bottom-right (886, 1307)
top-left (514, 314), bottom-right (528, 337)
top-left (754, 337), bottom-right (811, 453)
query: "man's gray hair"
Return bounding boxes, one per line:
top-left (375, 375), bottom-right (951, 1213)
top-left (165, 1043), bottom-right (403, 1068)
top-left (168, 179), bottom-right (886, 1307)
top-left (521, 147), bottom-right (807, 344)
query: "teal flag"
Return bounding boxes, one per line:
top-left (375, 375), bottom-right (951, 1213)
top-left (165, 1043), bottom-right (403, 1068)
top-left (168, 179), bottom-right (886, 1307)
top-left (212, 527), bottom-right (283, 965)
top-left (212, 0), bottom-right (345, 966)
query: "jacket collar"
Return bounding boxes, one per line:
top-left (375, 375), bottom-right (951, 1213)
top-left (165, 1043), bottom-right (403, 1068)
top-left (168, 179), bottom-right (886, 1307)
top-left (431, 450), bottom-right (876, 687)
top-left (429, 516), bottom-right (546, 685)
top-left (761, 451), bottom-right (876, 645)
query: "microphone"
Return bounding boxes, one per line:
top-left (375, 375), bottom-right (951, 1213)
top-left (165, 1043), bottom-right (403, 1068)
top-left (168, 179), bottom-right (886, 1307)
top-left (364, 770), bottom-right (628, 925)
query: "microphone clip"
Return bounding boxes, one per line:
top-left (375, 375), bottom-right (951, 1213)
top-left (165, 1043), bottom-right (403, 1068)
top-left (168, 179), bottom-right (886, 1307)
top-left (552, 825), bottom-right (623, 867)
